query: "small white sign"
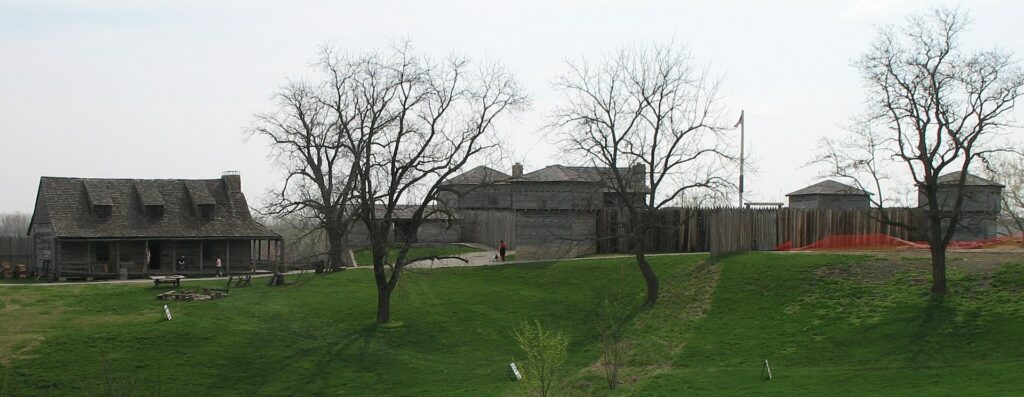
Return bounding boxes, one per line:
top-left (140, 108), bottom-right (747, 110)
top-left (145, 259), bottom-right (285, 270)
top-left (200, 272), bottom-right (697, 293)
top-left (508, 362), bottom-right (522, 381)
top-left (163, 304), bottom-right (172, 321)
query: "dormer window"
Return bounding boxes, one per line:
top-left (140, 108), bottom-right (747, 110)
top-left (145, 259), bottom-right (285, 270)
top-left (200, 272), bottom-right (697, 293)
top-left (145, 205), bottom-right (164, 219)
top-left (199, 204), bottom-right (215, 221)
top-left (94, 204), bottom-right (112, 218)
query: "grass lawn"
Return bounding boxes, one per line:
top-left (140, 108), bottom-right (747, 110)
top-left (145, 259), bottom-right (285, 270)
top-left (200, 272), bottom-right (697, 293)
top-left (352, 243), bottom-right (483, 266)
top-left (2, 251), bottom-right (1023, 395)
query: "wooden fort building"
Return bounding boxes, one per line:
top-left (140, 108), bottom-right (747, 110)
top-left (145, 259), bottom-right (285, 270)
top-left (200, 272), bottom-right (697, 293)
top-left (28, 172), bottom-right (282, 279)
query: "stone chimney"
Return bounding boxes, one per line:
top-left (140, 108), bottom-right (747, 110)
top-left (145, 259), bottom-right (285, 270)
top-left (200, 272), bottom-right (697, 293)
top-left (630, 163), bottom-right (645, 188)
top-left (222, 171), bottom-right (241, 192)
top-left (512, 163), bottom-right (524, 178)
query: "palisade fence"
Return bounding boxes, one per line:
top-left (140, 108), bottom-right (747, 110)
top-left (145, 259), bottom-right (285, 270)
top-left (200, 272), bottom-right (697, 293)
top-left (458, 209), bottom-right (517, 249)
top-left (0, 235), bottom-right (34, 271)
top-left (596, 207), bottom-right (923, 257)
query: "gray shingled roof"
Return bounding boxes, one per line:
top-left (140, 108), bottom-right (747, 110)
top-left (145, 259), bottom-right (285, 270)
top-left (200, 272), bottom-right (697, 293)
top-left (519, 165), bottom-right (650, 192)
top-left (31, 177), bottom-right (280, 239)
top-left (185, 180), bottom-right (217, 205)
top-left (936, 171), bottom-right (1003, 187)
top-left (83, 179), bottom-right (113, 206)
top-left (787, 180), bottom-right (871, 196)
top-left (443, 166), bottom-right (512, 185)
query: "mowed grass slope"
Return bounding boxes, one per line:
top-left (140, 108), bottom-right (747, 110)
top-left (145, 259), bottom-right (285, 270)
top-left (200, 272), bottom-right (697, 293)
top-left (2, 252), bottom-right (1024, 396)
top-left (0, 255), bottom-right (695, 396)
top-left (635, 253), bottom-right (1024, 396)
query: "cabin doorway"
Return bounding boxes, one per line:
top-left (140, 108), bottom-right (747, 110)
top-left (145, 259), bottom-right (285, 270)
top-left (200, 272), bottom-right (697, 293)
top-left (149, 243), bottom-right (162, 270)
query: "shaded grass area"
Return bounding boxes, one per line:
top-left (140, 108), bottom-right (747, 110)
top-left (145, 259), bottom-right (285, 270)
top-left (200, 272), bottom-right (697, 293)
top-left (352, 243), bottom-right (483, 267)
top-left (0, 278), bottom-right (43, 285)
top-left (3, 252), bottom-right (1024, 395)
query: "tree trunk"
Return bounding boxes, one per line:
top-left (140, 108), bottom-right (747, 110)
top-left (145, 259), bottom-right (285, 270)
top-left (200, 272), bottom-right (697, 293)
top-left (925, 207), bottom-right (949, 295)
top-left (634, 252), bottom-right (659, 307)
top-left (630, 211), bottom-right (659, 307)
top-left (929, 243), bottom-right (947, 294)
top-left (371, 226), bottom-right (394, 324)
top-left (326, 226), bottom-right (346, 271)
top-left (376, 283), bottom-right (393, 324)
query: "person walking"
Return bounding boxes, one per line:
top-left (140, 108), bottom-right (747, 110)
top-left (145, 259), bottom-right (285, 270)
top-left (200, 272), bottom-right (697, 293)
top-left (499, 240), bottom-right (508, 261)
top-left (215, 255), bottom-right (224, 277)
top-left (177, 255), bottom-right (186, 273)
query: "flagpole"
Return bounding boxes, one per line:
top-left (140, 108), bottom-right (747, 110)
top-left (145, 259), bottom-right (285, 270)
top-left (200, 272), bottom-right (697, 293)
top-left (738, 110), bottom-right (745, 208)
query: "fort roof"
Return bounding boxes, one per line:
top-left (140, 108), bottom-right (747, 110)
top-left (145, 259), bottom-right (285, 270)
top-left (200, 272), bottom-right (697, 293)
top-left (786, 180), bottom-right (871, 196)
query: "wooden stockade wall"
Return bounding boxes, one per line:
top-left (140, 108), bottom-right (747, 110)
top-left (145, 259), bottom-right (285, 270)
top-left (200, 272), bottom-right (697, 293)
top-left (595, 207), bottom-right (922, 257)
top-left (0, 236), bottom-right (34, 274)
top-left (458, 209), bottom-right (517, 249)
top-left (597, 208), bottom-right (712, 254)
top-left (776, 207), bottom-right (921, 249)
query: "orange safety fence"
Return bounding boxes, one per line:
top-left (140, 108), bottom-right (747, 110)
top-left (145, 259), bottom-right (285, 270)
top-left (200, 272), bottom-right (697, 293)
top-left (775, 232), bottom-right (1024, 251)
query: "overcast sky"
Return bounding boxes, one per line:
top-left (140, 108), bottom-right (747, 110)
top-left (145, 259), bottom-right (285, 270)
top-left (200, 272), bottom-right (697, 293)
top-left (1, 0), bottom-right (1022, 213)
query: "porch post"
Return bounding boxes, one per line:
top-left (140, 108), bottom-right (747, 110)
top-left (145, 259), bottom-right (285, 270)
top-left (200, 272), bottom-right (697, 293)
top-left (199, 241), bottom-right (204, 274)
top-left (86, 241), bottom-right (92, 276)
top-left (115, 241), bottom-right (121, 273)
top-left (55, 239), bottom-right (62, 278)
top-left (171, 240), bottom-right (177, 274)
top-left (225, 240), bottom-right (231, 275)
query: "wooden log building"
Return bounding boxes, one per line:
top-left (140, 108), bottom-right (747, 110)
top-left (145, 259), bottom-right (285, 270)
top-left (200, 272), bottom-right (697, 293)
top-left (441, 163), bottom-right (649, 260)
top-left (28, 172), bottom-right (282, 279)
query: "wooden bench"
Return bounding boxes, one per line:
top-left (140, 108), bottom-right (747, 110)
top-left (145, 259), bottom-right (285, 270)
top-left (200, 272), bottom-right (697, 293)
top-left (150, 276), bottom-right (183, 288)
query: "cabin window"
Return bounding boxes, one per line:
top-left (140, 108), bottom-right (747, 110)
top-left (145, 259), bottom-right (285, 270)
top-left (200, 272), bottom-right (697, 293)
top-left (199, 204), bottom-right (215, 221)
top-left (94, 205), bottom-right (112, 218)
top-left (145, 205), bottom-right (164, 219)
top-left (94, 243), bottom-right (109, 262)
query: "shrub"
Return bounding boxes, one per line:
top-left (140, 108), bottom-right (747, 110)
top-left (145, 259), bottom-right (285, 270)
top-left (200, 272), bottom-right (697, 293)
top-left (513, 320), bottom-right (569, 397)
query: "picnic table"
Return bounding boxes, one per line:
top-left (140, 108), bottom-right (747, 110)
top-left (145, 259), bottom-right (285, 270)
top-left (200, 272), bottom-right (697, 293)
top-left (150, 275), bottom-right (184, 288)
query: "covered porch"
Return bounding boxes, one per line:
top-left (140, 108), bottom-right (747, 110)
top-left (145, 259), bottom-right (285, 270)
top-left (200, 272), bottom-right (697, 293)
top-left (49, 237), bottom-right (284, 279)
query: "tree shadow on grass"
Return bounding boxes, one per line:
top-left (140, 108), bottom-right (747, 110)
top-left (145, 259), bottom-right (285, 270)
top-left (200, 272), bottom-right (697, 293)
top-left (908, 294), bottom-right (957, 364)
top-left (309, 325), bottom-right (387, 378)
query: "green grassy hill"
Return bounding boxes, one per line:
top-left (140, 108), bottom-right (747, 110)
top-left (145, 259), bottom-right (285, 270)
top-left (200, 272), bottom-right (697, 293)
top-left (2, 252), bottom-right (1023, 396)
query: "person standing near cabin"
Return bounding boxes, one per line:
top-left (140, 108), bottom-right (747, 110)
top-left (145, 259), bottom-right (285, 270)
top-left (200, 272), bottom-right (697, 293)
top-left (177, 255), bottom-right (186, 273)
top-left (499, 240), bottom-right (508, 261)
top-left (215, 255), bottom-right (223, 277)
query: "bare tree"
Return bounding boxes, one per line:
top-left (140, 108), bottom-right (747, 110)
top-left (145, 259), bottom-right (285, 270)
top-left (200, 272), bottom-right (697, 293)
top-left (854, 8), bottom-right (1024, 294)
top-left (321, 43), bottom-right (527, 323)
top-left (812, 122), bottom-right (897, 207)
top-left (0, 212), bottom-right (30, 236)
top-left (553, 42), bottom-right (732, 307)
top-left (250, 76), bottom-right (359, 271)
top-left (258, 212), bottom-right (331, 265)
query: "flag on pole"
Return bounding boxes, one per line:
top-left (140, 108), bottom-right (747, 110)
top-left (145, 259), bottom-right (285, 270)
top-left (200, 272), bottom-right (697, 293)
top-left (735, 110), bottom-right (744, 128)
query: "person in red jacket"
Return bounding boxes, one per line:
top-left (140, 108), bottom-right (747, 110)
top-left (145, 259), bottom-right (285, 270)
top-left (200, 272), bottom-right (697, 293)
top-left (499, 240), bottom-right (508, 261)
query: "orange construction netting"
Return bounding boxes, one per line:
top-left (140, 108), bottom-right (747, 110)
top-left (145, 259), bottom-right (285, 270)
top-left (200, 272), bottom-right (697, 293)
top-left (774, 233), bottom-right (1024, 251)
